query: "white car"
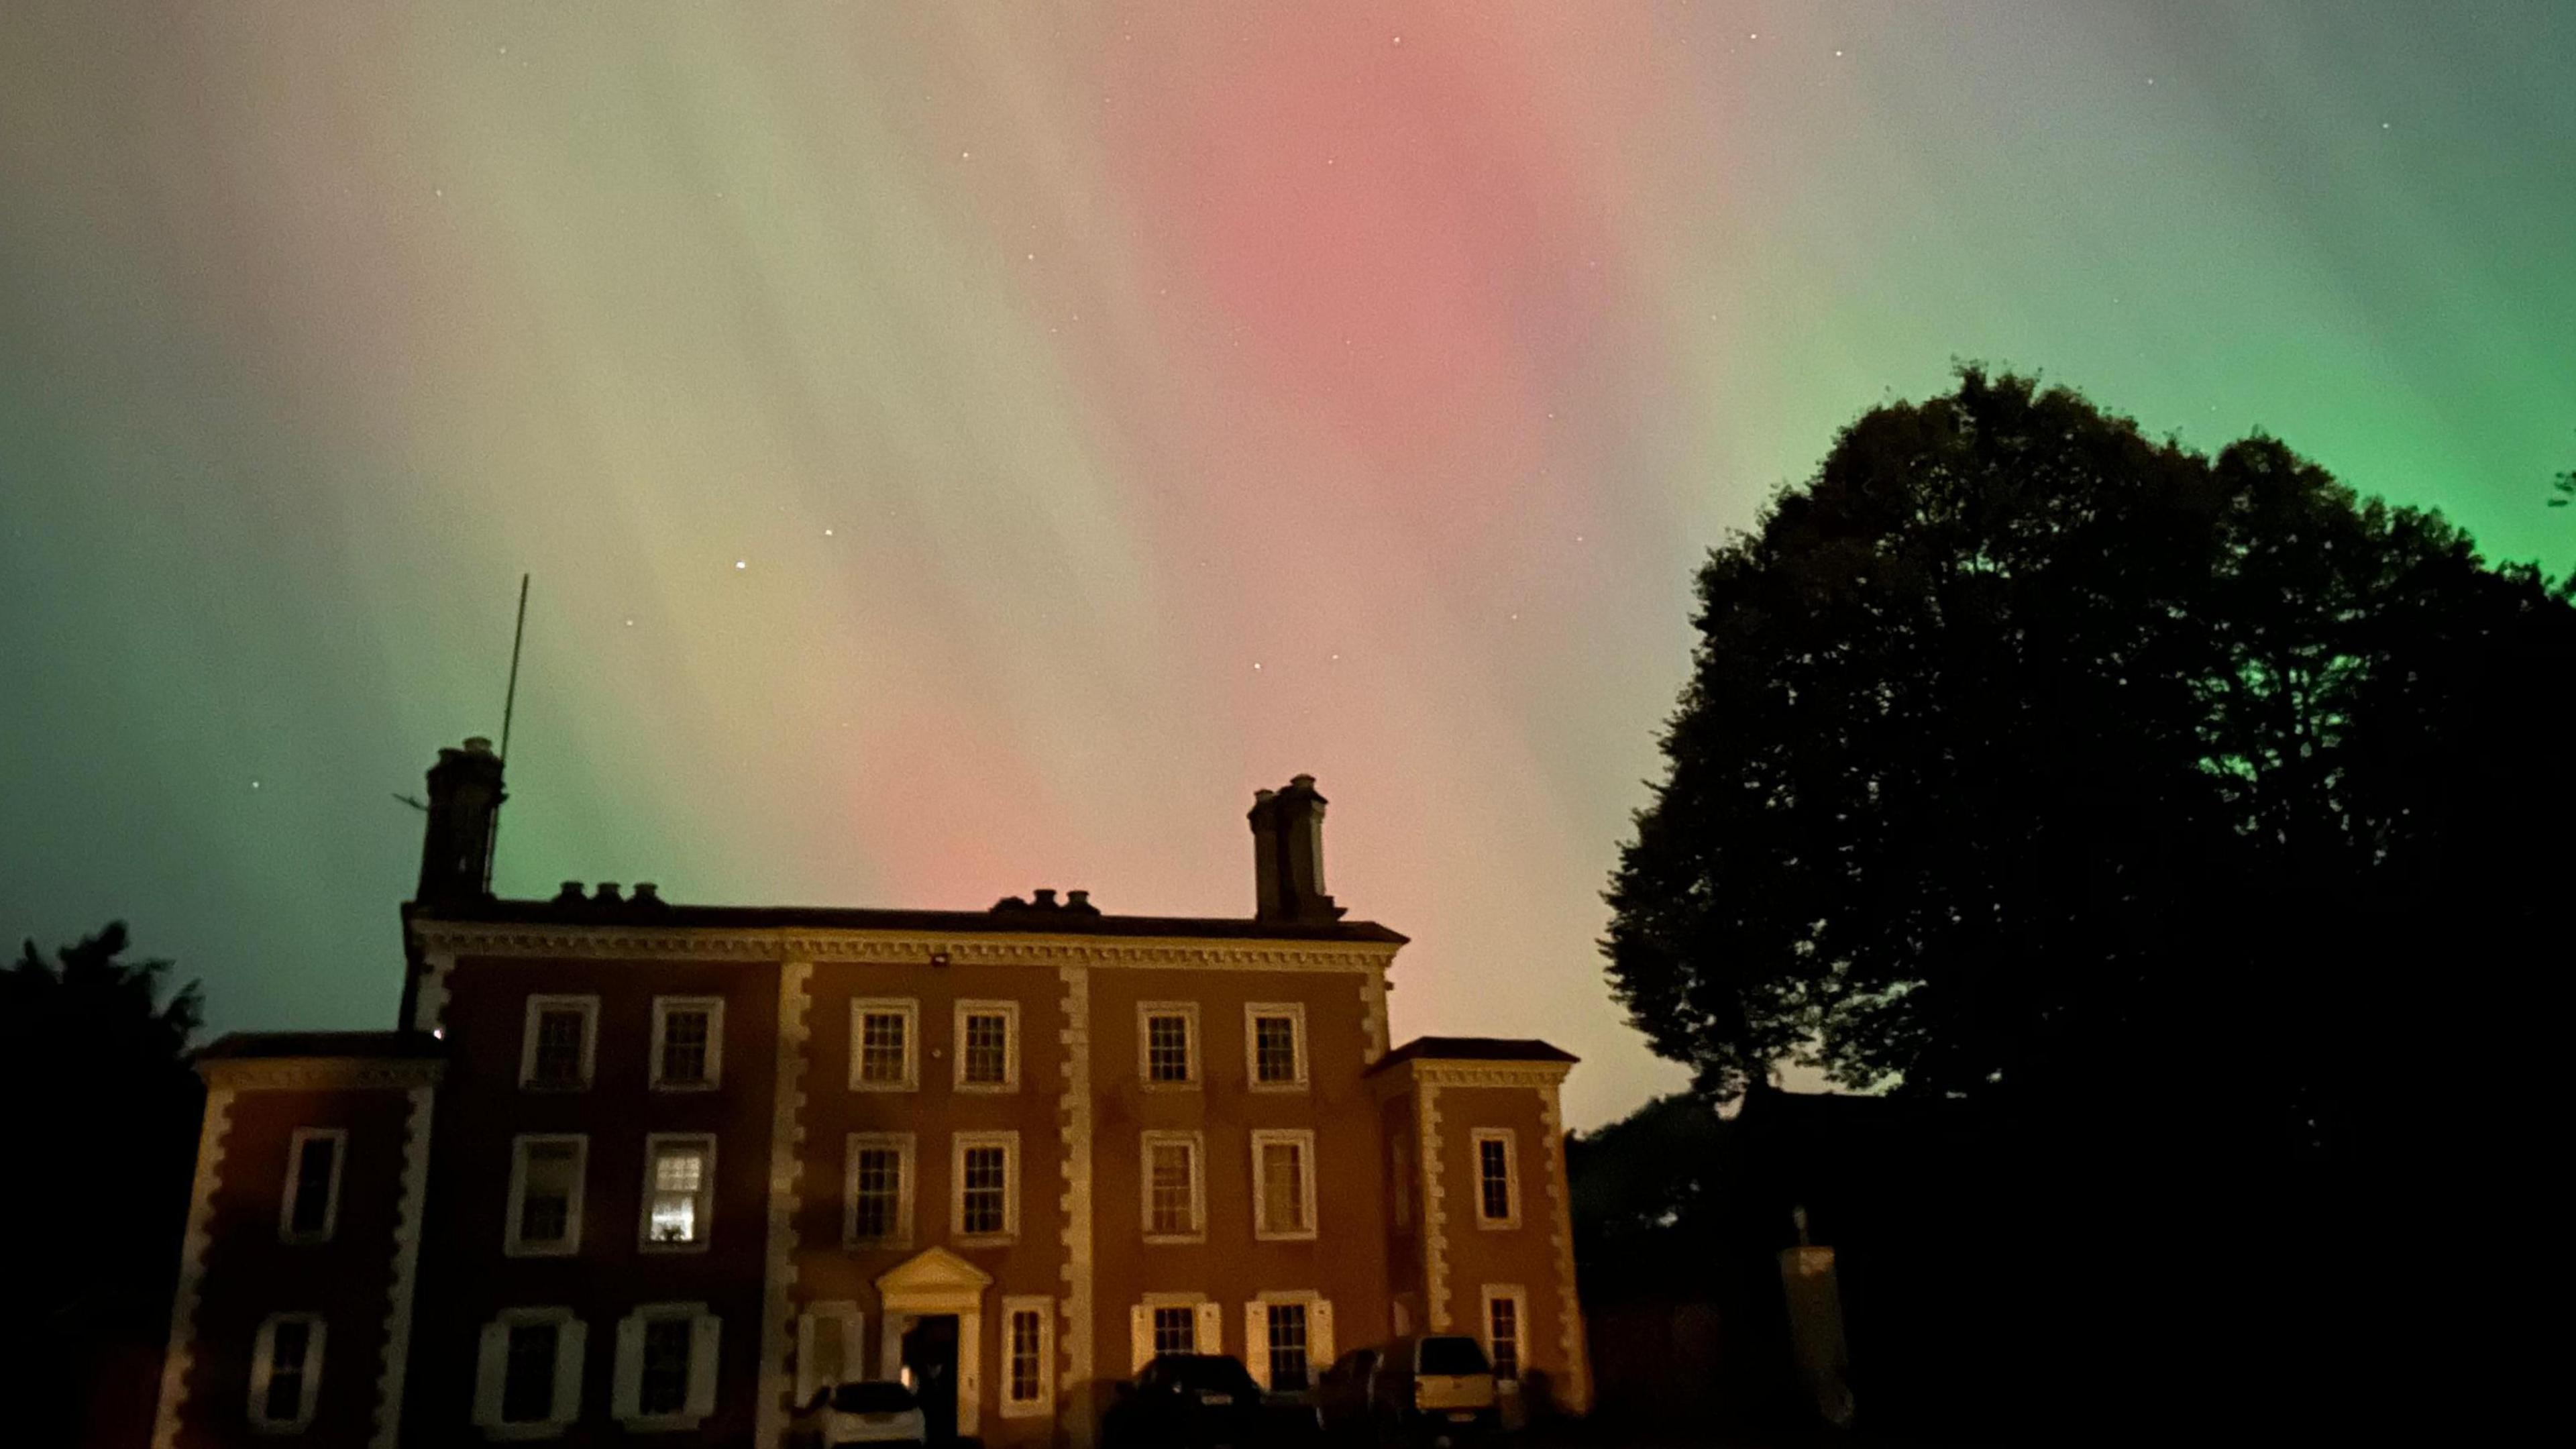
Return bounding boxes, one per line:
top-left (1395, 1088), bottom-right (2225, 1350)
top-left (794, 1380), bottom-right (926, 1448)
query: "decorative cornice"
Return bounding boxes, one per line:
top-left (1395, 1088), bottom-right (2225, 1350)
top-left (199, 1057), bottom-right (445, 1092)
top-left (1056, 965), bottom-right (1095, 1449)
top-left (756, 961), bottom-right (812, 1449)
top-left (408, 921), bottom-right (1399, 974)
top-left (152, 1086), bottom-right (234, 1449)
top-left (372, 1083), bottom-right (437, 1449)
top-left (1404, 1061), bottom-right (1573, 1091)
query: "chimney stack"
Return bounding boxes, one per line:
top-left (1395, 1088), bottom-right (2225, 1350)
top-left (1250, 775), bottom-right (1344, 923)
top-left (416, 737), bottom-right (505, 906)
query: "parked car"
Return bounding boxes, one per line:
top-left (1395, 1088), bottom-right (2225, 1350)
top-left (1104, 1353), bottom-right (1272, 1449)
top-left (792, 1379), bottom-right (926, 1448)
top-left (1321, 1336), bottom-right (1499, 1446)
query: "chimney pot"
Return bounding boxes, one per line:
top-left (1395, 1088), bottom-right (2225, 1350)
top-left (632, 882), bottom-right (661, 905)
top-left (592, 881), bottom-right (623, 903)
top-left (554, 881), bottom-right (585, 904)
top-left (1065, 889), bottom-right (1093, 913)
top-left (1032, 888), bottom-right (1059, 908)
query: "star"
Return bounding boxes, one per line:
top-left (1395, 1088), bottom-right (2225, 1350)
top-left (823, 528), bottom-right (835, 537)
top-left (250, 780), bottom-right (262, 790)
top-left (735, 559), bottom-right (747, 570)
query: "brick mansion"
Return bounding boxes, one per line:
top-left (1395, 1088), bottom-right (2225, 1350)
top-left (152, 740), bottom-right (1591, 1447)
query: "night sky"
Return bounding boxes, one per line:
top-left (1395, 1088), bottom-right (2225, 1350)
top-left (3, 3), bottom-right (2569, 1126)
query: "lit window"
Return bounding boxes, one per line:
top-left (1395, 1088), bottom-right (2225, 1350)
top-left (652, 997), bottom-right (723, 1089)
top-left (845, 1134), bottom-right (914, 1247)
top-left (1487, 1294), bottom-right (1521, 1381)
top-left (850, 1000), bottom-right (918, 1089)
top-left (1142, 1132), bottom-right (1202, 1240)
top-left (642, 1136), bottom-right (715, 1250)
top-left (521, 995), bottom-right (598, 1090)
top-left (280, 1129), bottom-right (344, 1244)
top-left (502, 1136), bottom-right (585, 1255)
top-left (1246, 1004), bottom-right (1307, 1088)
top-left (1252, 1130), bottom-right (1317, 1240)
top-left (1152, 1305), bottom-right (1196, 1356)
top-left (1474, 1130), bottom-right (1519, 1227)
top-left (1139, 1004), bottom-right (1197, 1085)
top-left (249, 1313), bottom-right (325, 1432)
top-left (1266, 1302), bottom-right (1311, 1391)
top-left (955, 1134), bottom-right (1016, 1239)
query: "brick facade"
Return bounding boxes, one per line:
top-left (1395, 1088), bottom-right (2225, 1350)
top-left (154, 745), bottom-right (1589, 1446)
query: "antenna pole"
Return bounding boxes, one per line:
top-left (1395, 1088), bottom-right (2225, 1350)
top-left (499, 574), bottom-right (530, 761)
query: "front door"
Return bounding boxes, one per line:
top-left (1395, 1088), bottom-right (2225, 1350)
top-left (902, 1313), bottom-right (961, 1442)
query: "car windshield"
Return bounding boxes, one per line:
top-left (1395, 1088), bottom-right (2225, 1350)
top-left (832, 1382), bottom-right (918, 1413)
top-left (1153, 1355), bottom-right (1260, 1396)
top-left (1418, 1337), bottom-right (1492, 1376)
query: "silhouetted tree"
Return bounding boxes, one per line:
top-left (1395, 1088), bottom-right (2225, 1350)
top-left (1604, 370), bottom-right (2576, 1435)
top-left (2, 923), bottom-right (205, 1446)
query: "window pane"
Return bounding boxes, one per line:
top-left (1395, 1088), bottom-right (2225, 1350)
top-left (1489, 1298), bottom-right (1520, 1381)
top-left (264, 1320), bottom-right (310, 1421)
top-left (1148, 1142), bottom-right (1195, 1234)
top-left (640, 1318), bottom-right (694, 1415)
top-left (659, 1010), bottom-right (710, 1085)
top-left (1480, 1139), bottom-right (1511, 1220)
top-left (533, 1010), bottom-right (586, 1085)
top-left (1254, 1016), bottom-right (1298, 1083)
top-left (964, 1013), bottom-right (1009, 1084)
top-left (853, 1146), bottom-right (902, 1240)
top-left (519, 1142), bottom-right (578, 1244)
top-left (1261, 1142), bottom-right (1305, 1231)
top-left (1008, 1310), bottom-right (1044, 1402)
top-left (1151, 1306), bottom-right (1195, 1355)
top-left (1267, 1303), bottom-right (1310, 1391)
top-left (961, 1145), bottom-right (1008, 1235)
top-left (1146, 1015), bottom-right (1191, 1081)
top-left (290, 1138), bottom-right (335, 1234)
top-left (859, 1012), bottom-right (909, 1083)
top-left (651, 1145), bottom-right (707, 1244)
top-left (502, 1323), bottom-right (559, 1423)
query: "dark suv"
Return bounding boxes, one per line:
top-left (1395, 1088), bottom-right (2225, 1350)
top-left (1104, 1353), bottom-right (1272, 1449)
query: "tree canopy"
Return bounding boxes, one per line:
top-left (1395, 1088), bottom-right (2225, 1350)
top-left (1606, 370), bottom-right (2576, 1147)
top-left (2, 922), bottom-right (205, 1444)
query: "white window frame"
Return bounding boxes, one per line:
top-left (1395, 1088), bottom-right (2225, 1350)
top-left (1139, 1130), bottom-right (1206, 1244)
top-left (1250, 1129), bottom-right (1320, 1241)
top-left (952, 999), bottom-right (1020, 1093)
top-left (611, 1301), bottom-right (721, 1432)
top-left (504, 1134), bottom-right (588, 1257)
top-left (951, 1130), bottom-right (1020, 1244)
top-left (278, 1128), bottom-right (347, 1245)
top-left (1129, 1294), bottom-right (1224, 1371)
top-left (248, 1311), bottom-right (326, 1432)
top-left (474, 1306), bottom-right (585, 1440)
top-left (998, 1294), bottom-right (1055, 1418)
top-left (842, 1132), bottom-right (916, 1249)
top-left (1243, 1002), bottom-right (1309, 1091)
top-left (1240, 1292), bottom-right (1336, 1395)
top-left (1136, 1001), bottom-right (1200, 1088)
top-left (1480, 1285), bottom-right (1527, 1383)
top-left (1471, 1128), bottom-right (1521, 1229)
top-left (848, 998), bottom-right (920, 1091)
top-left (639, 1133), bottom-right (717, 1253)
top-left (519, 994), bottom-right (600, 1091)
top-left (648, 996), bottom-right (725, 1091)
top-left (796, 1302), bottom-right (866, 1409)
